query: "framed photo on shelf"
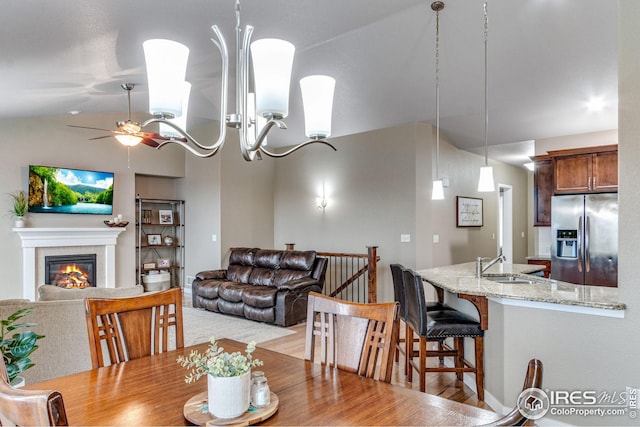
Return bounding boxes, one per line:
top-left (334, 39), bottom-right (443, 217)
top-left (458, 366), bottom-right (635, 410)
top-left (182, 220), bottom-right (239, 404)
top-left (147, 234), bottom-right (162, 245)
top-left (142, 210), bottom-right (152, 224)
top-left (143, 262), bottom-right (156, 269)
top-left (157, 258), bottom-right (171, 268)
top-left (456, 196), bottom-right (483, 227)
top-left (159, 210), bottom-right (174, 225)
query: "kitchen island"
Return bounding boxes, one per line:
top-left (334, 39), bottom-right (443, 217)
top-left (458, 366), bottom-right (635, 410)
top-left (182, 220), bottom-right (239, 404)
top-left (416, 262), bottom-right (625, 322)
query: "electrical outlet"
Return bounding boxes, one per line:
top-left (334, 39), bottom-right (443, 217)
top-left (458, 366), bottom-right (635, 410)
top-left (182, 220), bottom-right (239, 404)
top-left (211, 234), bottom-right (217, 242)
top-left (400, 234), bottom-right (411, 243)
top-left (433, 234), bottom-right (440, 243)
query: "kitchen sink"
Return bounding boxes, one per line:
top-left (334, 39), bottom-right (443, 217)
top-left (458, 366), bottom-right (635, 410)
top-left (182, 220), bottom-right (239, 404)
top-left (482, 274), bottom-right (537, 284)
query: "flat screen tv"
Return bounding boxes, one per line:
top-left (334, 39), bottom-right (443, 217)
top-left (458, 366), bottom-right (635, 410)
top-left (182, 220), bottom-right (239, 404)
top-left (28, 165), bottom-right (114, 215)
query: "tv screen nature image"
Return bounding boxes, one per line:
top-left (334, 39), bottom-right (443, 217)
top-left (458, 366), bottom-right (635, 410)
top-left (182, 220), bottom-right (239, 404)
top-left (28, 165), bottom-right (114, 215)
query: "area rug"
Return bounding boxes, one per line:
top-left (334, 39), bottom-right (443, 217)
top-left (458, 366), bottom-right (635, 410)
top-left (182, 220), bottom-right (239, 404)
top-left (182, 306), bottom-right (296, 345)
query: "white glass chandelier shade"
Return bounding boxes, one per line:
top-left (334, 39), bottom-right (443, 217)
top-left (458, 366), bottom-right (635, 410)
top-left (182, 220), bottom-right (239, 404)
top-left (250, 38), bottom-right (295, 119)
top-left (431, 179), bottom-right (445, 200)
top-left (300, 75), bottom-right (335, 139)
top-left (115, 134), bottom-right (142, 147)
top-left (159, 81), bottom-right (191, 138)
top-left (143, 39), bottom-right (190, 117)
top-left (478, 165), bottom-right (496, 192)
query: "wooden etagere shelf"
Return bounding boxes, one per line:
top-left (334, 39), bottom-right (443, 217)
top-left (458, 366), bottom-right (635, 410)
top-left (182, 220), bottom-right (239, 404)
top-left (135, 197), bottom-right (185, 290)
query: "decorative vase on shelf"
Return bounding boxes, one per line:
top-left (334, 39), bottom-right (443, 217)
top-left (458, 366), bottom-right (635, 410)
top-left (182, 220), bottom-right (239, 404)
top-left (207, 370), bottom-right (251, 418)
top-left (13, 217), bottom-right (26, 228)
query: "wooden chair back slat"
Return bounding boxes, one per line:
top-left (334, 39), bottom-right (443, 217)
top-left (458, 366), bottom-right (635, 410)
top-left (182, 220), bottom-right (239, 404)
top-left (84, 288), bottom-right (184, 368)
top-left (305, 292), bottom-right (398, 382)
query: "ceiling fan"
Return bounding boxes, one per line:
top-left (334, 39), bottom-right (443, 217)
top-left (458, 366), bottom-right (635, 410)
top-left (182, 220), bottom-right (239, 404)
top-left (68, 83), bottom-right (184, 148)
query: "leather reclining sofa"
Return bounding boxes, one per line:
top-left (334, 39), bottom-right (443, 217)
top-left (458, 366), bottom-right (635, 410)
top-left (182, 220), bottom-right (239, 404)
top-left (192, 248), bottom-right (328, 326)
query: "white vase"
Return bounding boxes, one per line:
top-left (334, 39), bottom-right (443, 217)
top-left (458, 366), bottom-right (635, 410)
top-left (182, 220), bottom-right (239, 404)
top-left (207, 371), bottom-right (251, 419)
top-left (10, 376), bottom-right (25, 388)
top-left (14, 217), bottom-right (26, 228)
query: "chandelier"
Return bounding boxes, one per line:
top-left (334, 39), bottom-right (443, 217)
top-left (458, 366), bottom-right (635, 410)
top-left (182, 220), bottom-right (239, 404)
top-left (136, 0), bottom-right (337, 160)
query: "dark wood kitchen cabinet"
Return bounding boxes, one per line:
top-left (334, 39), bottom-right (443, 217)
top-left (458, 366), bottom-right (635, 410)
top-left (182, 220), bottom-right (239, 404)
top-left (533, 156), bottom-right (553, 226)
top-left (552, 145), bottom-right (618, 194)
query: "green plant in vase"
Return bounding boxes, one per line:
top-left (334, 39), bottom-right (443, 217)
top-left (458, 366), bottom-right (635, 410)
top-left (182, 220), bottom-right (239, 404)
top-left (7, 190), bottom-right (29, 227)
top-left (0, 307), bottom-right (45, 384)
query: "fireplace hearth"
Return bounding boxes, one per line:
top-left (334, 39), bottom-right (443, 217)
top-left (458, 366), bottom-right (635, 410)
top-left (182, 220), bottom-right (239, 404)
top-left (45, 254), bottom-right (97, 288)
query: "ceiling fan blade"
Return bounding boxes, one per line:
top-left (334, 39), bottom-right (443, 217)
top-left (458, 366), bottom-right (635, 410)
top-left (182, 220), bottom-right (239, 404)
top-left (88, 135), bottom-right (115, 140)
top-left (67, 124), bottom-right (117, 133)
top-left (140, 138), bottom-right (161, 148)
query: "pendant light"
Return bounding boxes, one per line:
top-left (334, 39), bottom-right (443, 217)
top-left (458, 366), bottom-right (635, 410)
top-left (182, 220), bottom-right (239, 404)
top-left (478, 0), bottom-right (495, 193)
top-left (431, 1), bottom-right (445, 201)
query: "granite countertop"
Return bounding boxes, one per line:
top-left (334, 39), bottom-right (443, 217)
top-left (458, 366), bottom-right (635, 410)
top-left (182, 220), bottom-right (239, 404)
top-left (415, 262), bottom-right (626, 311)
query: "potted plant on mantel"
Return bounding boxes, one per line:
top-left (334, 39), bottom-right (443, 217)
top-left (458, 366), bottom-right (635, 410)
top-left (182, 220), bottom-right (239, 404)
top-left (7, 190), bottom-right (29, 228)
top-left (0, 307), bottom-right (45, 387)
top-left (177, 337), bottom-right (262, 419)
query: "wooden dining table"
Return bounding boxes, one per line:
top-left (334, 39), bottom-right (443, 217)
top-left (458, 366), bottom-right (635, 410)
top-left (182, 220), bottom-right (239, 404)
top-left (27, 338), bottom-right (499, 426)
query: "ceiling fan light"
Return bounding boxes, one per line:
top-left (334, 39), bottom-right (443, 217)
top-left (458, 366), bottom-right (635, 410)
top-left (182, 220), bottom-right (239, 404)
top-left (143, 39), bottom-right (190, 117)
top-left (300, 75), bottom-right (335, 139)
top-left (115, 134), bottom-right (143, 147)
top-left (251, 38), bottom-right (295, 119)
top-left (478, 165), bottom-right (495, 192)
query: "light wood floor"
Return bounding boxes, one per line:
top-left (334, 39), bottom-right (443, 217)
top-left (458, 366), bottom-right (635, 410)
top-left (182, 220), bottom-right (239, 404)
top-left (259, 322), bottom-right (495, 412)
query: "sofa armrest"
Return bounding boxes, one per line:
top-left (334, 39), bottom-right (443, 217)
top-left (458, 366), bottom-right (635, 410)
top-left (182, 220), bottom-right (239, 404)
top-left (276, 277), bottom-right (320, 291)
top-left (195, 270), bottom-right (226, 280)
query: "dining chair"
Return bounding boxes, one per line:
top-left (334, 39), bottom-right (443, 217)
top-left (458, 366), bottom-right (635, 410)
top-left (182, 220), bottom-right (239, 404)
top-left (84, 287), bottom-right (184, 368)
top-left (403, 268), bottom-right (485, 400)
top-left (0, 357), bottom-right (68, 426)
top-left (479, 359), bottom-right (543, 426)
top-left (304, 291), bottom-right (399, 382)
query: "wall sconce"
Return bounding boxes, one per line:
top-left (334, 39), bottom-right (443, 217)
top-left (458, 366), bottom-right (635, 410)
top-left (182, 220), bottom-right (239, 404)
top-left (316, 183), bottom-right (329, 210)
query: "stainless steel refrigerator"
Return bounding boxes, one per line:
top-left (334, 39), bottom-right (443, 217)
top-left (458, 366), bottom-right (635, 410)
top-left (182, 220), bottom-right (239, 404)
top-left (550, 193), bottom-right (618, 287)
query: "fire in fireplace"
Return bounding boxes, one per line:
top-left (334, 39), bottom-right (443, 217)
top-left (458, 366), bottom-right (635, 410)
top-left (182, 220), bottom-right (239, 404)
top-left (45, 254), bottom-right (97, 288)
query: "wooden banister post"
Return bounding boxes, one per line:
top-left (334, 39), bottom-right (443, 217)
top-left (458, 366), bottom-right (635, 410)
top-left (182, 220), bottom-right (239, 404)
top-left (285, 243), bottom-right (296, 251)
top-left (367, 246), bottom-right (378, 303)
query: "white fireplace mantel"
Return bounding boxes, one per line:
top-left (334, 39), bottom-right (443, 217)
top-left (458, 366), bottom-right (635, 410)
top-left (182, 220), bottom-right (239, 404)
top-left (13, 227), bottom-right (125, 300)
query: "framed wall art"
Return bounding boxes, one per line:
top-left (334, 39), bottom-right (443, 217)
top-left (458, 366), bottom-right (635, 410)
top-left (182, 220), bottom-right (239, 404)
top-left (456, 196), bottom-right (483, 227)
top-left (147, 234), bottom-right (162, 245)
top-left (159, 210), bottom-right (173, 225)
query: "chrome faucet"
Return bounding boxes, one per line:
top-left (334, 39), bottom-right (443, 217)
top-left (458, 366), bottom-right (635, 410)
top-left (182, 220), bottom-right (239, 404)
top-left (475, 249), bottom-right (507, 278)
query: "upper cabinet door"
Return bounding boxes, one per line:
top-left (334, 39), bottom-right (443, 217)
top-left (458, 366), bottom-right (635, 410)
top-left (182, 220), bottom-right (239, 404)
top-left (592, 151), bottom-right (618, 192)
top-left (551, 147), bottom-right (618, 194)
top-left (554, 154), bottom-right (592, 194)
top-left (533, 158), bottom-right (553, 226)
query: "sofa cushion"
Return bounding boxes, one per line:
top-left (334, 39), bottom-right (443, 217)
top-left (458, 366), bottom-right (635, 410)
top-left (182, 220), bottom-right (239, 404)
top-left (229, 247), bottom-right (258, 266)
top-left (254, 250), bottom-right (283, 269)
top-left (248, 267), bottom-right (276, 286)
top-left (244, 305), bottom-right (275, 323)
top-left (194, 279), bottom-right (226, 299)
top-left (226, 265), bottom-right (253, 283)
top-left (273, 269), bottom-right (313, 287)
top-left (242, 287), bottom-right (278, 308)
top-left (280, 250), bottom-right (316, 271)
top-left (218, 282), bottom-right (256, 302)
top-left (217, 299), bottom-right (245, 316)
top-left (38, 284), bottom-right (144, 301)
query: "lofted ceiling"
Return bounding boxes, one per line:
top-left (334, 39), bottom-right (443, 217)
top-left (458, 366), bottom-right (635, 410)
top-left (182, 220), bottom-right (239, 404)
top-left (0, 0), bottom-right (617, 166)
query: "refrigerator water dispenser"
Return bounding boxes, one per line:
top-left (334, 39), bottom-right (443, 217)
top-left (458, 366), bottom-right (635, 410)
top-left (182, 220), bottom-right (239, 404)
top-left (556, 229), bottom-right (578, 258)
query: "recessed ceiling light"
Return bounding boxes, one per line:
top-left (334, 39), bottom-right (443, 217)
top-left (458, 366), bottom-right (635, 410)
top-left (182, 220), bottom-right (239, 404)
top-left (68, 110), bottom-right (81, 115)
top-left (586, 97), bottom-right (605, 112)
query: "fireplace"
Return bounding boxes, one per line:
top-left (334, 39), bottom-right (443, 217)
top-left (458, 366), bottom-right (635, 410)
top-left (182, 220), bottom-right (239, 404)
top-left (45, 254), bottom-right (97, 288)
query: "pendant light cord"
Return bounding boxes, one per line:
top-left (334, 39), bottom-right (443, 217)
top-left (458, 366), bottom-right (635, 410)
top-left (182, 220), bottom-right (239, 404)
top-left (435, 5), bottom-right (441, 179)
top-left (484, 0), bottom-right (489, 167)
